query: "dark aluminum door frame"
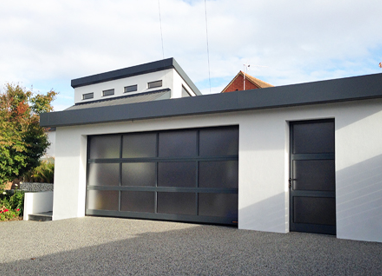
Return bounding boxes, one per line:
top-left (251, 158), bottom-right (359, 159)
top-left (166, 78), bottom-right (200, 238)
top-left (289, 119), bottom-right (336, 235)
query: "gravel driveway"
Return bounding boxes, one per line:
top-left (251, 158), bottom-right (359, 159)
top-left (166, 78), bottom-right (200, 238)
top-left (1, 217), bottom-right (381, 275)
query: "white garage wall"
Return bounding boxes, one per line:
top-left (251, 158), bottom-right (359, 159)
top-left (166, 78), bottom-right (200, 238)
top-left (52, 98), bottom-right (382, 242)
top-left (335, 100), bottom-right (382, 242)
top-left (53, 130), bottom-right (87, 220)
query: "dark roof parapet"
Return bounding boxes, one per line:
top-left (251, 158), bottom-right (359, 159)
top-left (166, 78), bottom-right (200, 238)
top-left (42, 73), bottom-right (382, 128)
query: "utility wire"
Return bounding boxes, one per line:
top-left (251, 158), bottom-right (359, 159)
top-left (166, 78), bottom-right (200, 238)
top-left (204, 0), bottom-right (211, 93)
top-left (158, 0), bottom-right (165, 59)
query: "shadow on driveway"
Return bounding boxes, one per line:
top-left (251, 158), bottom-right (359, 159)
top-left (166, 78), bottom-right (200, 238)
top-left (1, 217), bottom-right (381, 275)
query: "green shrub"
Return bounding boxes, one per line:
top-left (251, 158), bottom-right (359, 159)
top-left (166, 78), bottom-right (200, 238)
top-left (22, 160), bottom-right (54, 183)
top-left (0, 189), bottom-right (24, 221)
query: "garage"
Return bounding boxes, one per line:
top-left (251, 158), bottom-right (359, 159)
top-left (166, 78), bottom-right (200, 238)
top-left (86, 126), bottom-right (239, 225)
top-left (41, 71), bottom-right (382, 242)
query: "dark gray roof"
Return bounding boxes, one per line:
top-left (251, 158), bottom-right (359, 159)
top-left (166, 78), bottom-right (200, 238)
top-left (71, 58), bottom-right (202, 96)
top-left (66, 90), bottom-right (171, 111)
top-left (41, 73), bottom-right (382, 128)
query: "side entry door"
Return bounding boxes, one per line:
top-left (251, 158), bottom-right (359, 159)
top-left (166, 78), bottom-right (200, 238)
top-left (290, 120), bottom-right (336, 235)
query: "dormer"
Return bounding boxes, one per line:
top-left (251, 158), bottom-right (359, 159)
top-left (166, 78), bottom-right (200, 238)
top-left (69, 58), bottom-right (201, 108)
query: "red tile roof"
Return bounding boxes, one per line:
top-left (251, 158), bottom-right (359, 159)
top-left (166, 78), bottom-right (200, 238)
top-left (221, 71), bottom-right (273, 93)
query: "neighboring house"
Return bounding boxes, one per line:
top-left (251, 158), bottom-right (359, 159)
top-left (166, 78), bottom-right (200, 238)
top-left (40, 59), bottom-right (382, 243)
top-left (221, 70), bottom-right (273, 93)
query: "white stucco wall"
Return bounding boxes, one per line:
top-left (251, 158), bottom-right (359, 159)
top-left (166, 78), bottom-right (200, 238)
top-left (52, 98), bottom-right (382, 242)
top-left (24, 191), bottom-right (53, 220)
top-left (171, 70), bottom-right (196, 98)
top-left (335, 100), bottom-right (382, 242)
top-left (42, 130), bottom-right (56, 160)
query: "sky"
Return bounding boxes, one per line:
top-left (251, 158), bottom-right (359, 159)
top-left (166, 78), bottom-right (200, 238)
top-left (1, 0), bottom-right (381, 111)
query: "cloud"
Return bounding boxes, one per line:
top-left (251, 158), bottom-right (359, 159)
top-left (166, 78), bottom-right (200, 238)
top-left (0, 0), bottom-right (381, 110)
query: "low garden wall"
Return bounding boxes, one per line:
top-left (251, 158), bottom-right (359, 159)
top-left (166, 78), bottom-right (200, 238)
top-left (23, 191), bottom-right (53, 220)
top-left (19, 182), bottom-right (53, 192)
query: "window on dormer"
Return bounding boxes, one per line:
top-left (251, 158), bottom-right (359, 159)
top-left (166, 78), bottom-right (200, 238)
top-left (103, 89), bottom-right (114, 97)
top-left (83, 93), bottom-right (94, 100)
top-left (124, 85), bottom-right (138, 93)
top-left (182, 85), bottom-right (191, 97)
top-left (148, 80), bottom-right (162, 89)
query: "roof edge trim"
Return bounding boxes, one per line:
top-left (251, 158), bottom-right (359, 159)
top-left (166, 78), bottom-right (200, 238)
top-left (42, 72), bottom-right (382, 128)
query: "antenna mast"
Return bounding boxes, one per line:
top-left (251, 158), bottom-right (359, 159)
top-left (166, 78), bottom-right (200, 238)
top-left (204, 0), bottom-right (211, 93)
top-left (158, 0), bottom-right (165, 59)
top-left (243, 64), bottom-right (250, 90)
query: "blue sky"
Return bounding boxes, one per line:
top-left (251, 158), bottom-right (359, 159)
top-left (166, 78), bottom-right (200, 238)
top-left (1, 0), bottom-right (381, 111)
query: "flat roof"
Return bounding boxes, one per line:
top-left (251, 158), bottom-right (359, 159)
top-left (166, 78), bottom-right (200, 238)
top-left (71, 58), bottom-right (202, 95)
top-left (41, 72), bottom-right (382, 127)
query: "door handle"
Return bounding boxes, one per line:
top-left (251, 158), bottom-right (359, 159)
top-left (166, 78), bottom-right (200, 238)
top-left (289, 178), bottom-right (297, 189)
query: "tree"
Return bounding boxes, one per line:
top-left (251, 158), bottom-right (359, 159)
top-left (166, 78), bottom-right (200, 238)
top-left (0, 83), bottom-right (57, 186)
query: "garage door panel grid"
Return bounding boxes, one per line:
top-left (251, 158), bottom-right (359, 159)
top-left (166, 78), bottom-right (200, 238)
top-left (86, 126), bottom-right (239, 225)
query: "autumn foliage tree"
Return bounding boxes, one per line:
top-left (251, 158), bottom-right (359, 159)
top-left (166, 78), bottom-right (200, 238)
top-left (0, 84), bottom-right (57, 186)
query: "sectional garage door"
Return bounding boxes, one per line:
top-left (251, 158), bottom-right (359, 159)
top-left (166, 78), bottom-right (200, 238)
top-left (86, 126), bottom-right (239, 225)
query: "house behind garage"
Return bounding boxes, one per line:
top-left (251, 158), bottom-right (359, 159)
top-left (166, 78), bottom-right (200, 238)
top-left (221, 70), bottom-right (273, 92)
top-left (41, 58), bottom-right (382, 243)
